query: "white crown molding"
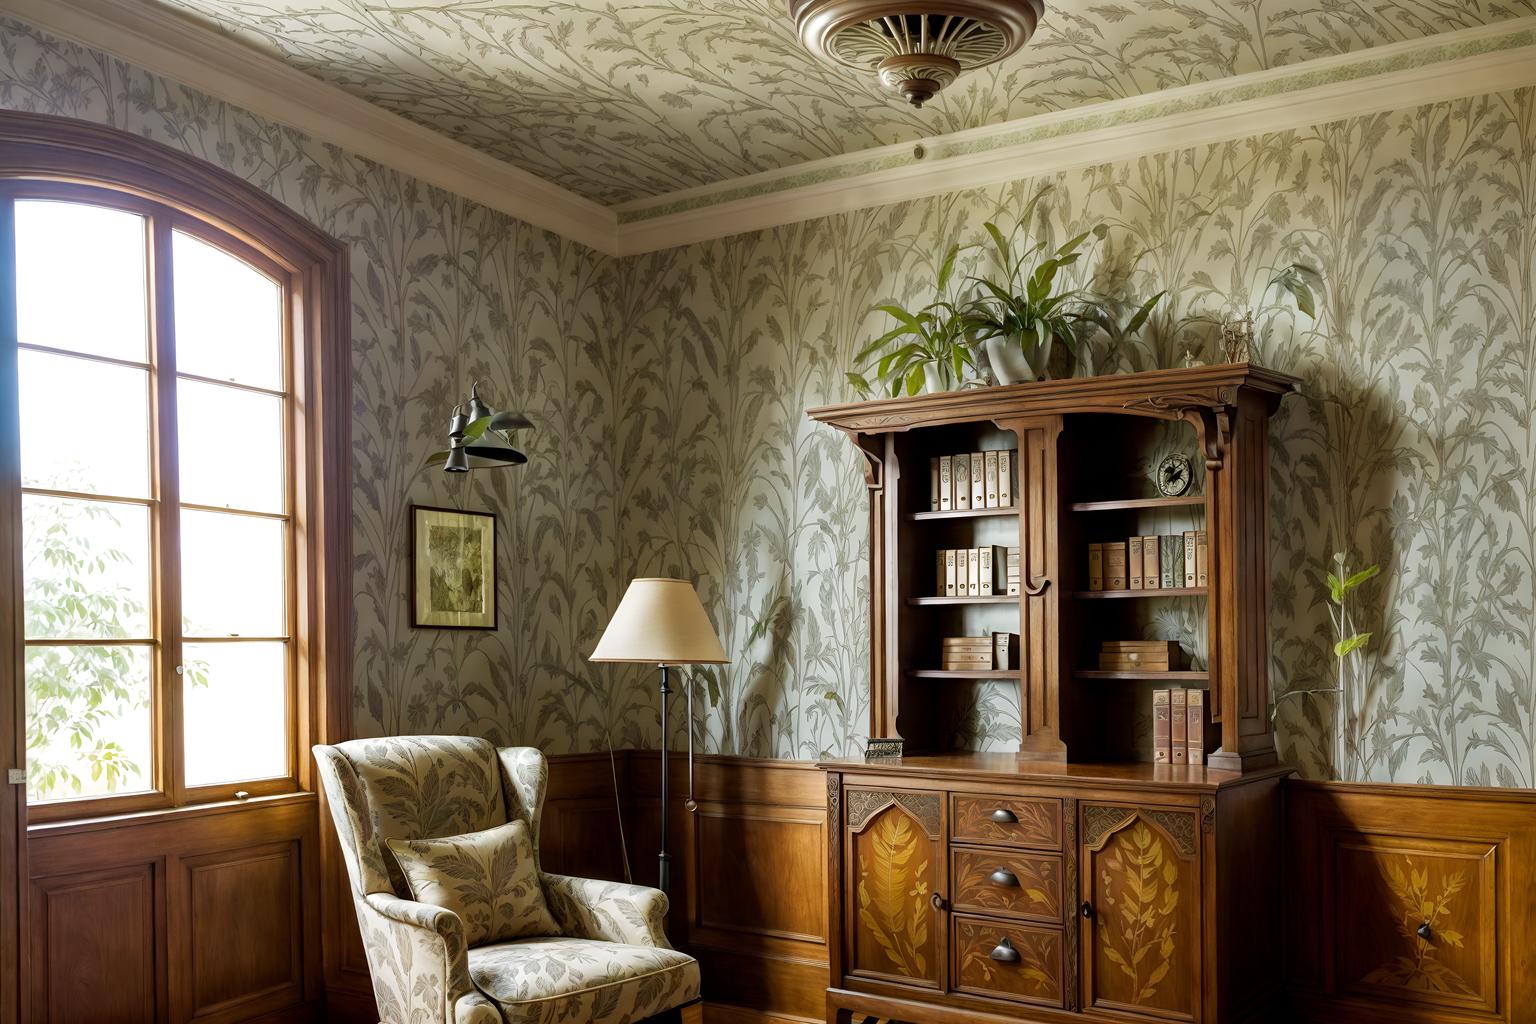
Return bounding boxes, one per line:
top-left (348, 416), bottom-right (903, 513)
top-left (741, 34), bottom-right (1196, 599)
top-left (613, 17), bottom-right (1536, 255)
top-left (1, 0), bottom-right (621, 254)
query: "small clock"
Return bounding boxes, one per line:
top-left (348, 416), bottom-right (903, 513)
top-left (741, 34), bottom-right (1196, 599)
top-left (1157, 453), bottom-right (1194, 497)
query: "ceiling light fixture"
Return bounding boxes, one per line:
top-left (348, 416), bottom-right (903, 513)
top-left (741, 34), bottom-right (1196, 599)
top-left (790, 1), bottom-right (1045, 108)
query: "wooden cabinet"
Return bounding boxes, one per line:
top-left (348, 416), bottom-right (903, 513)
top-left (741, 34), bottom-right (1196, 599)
top-left (812, 370), bottom-right (1298, 1023)
top-left (826, 762), bottom-right (1285, 1024)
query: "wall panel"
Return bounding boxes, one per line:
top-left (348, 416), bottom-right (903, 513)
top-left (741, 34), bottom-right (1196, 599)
top-left (30, 863), bottom-right (158, 1024)
top-left (1286, 780), bottom-right (1536, 1024)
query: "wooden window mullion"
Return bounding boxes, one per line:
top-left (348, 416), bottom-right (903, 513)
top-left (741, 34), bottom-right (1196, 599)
top-left (147, 215), bottom-right (184, 807)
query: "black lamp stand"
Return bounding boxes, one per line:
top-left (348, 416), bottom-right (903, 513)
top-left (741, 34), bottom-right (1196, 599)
top-left (657, 664), bottom-right (672, 895)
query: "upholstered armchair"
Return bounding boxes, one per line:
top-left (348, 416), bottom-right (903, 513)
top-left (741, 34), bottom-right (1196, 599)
top-left (314, 735), bottom-right (701, 1024)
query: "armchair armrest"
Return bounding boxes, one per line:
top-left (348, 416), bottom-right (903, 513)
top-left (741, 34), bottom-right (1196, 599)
top-left (540, 873), bottom-right (673, 948)
top-left (360, 893), bottom-right (501, 1024)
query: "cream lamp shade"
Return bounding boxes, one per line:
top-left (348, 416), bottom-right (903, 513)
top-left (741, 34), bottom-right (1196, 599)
top-left (589, 578), bottom-right (727, 665)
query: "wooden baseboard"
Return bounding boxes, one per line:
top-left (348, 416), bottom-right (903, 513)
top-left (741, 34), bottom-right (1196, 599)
top-left (705, 1002), bottom-right (822, 1024)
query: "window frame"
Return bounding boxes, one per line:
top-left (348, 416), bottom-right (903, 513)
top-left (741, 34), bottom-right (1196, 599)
top-left (0, 112), bottom-right (353, 826)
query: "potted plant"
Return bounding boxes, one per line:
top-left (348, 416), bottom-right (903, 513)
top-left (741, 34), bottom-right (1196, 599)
top-left (847, 245), bottom-right (978, 398)
top-left (965, 188), bottom-right (1163, 383)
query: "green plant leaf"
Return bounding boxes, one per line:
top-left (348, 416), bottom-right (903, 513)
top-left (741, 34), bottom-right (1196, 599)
top-left (1126, 291), bottom-right (1167, 335)
top-left (905, 365), bottom-right (925, 396)
top-left (936, 244), bottom-right (960, 293)
top-left (846, 372), bottom-right (872, 396)
top-left (1334, 632), bottom-right (1372, 658)
top-left (876, 304), bottom-right (924, 330)
top-left (1341, 564), bottom-right (1381, 593)
top-left (983, 221), bottom-right (1011, 268)
top-left (1326, 571), bottom-right (1344, 604)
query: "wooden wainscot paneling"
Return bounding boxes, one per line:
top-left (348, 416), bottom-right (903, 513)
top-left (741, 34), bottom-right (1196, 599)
top-left (30, 862), bottom-right (159, 1023)
top-left (27, 793), bottom-right (322, 1024)
top-left (685, 757), bottom-right (829, 1024)
top-left (1286, 780), bottom-right (1536, 1024)
top-left (181, 842), bottom-right (305, 1022)
top-left (620, 752), bottom-right (829, 1024)
top-left (541, 752), bottom-right (632, 885)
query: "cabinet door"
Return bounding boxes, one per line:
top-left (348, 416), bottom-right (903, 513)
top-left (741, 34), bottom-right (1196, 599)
top-left (845, 788), bottom-right (945, 989)
top-left (1081, 805), bottom-right (1202, 1020)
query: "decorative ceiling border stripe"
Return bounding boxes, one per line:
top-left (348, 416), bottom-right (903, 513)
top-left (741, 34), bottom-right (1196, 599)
top-left (1, 0), bottom-right (620, 254)
top-left (614, 16), bottom-right (1536, 225)
top-left (614, 20), bottom-right (1536, 254)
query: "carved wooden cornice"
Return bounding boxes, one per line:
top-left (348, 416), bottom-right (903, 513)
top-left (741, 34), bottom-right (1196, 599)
top-left (808, 363), bottom-right (1299, 439)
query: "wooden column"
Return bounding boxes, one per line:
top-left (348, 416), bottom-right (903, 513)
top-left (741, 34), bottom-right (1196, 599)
top-left (1208, 389), bottom-right (1278, 770)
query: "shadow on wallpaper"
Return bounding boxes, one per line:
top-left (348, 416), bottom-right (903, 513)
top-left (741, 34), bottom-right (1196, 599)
top-left (3, 17), bottom-right (1534, 786)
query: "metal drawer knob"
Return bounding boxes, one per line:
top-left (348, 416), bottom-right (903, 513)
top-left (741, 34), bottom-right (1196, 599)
top-left (989, 867), bottom-right (1020, 887)
top-left (930, 892), bottom-right (947, 912)
top-left (990, 808), bottom-right (1017, 824)
top-left (989, 938), bottom-right (1020, 964)
top-left (1080, 901), bottom-right (1094, 919)
top-left (1417, 921), bottom-right (1432, 941)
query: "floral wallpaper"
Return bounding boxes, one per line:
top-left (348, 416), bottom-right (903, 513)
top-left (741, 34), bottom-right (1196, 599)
top-left (614, 87), bottom-right (1536, 786)
top-left (150, 0), bottom-right (1533, 204)
top-left (4, 15), bottom-right (1536, 786)
top-left (0, 15), bottom-right (651, 754)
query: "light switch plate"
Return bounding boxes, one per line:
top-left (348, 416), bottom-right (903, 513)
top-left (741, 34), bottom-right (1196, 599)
top-left (6, 768), bottom-right (25, 785)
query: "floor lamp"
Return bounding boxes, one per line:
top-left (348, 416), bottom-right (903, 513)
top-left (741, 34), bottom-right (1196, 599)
top-left (590, 578), bottom-right (727, 895)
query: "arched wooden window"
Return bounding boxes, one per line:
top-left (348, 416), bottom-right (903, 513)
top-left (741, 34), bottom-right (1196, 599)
top-left (0, 112), bottom-right (351, 823)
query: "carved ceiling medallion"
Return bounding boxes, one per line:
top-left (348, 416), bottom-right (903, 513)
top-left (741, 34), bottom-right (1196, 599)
top-left (790, 1), bottom-right (1046, 107)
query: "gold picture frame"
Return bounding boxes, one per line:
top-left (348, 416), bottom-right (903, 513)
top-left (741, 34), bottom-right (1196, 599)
top-left (411, 505), bottom-right (497, 629)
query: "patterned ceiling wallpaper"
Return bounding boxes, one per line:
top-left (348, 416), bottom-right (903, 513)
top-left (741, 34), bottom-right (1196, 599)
top-left (150, 0), bottom-right (1534, 204)
top-left (4, 16), bottom-right (1536, 787)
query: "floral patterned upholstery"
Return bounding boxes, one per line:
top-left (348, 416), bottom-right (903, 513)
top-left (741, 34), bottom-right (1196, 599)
top-left (469, 938), bottom-right (699, 1024)
top-left (314, 736), bottom-right (699, 1024)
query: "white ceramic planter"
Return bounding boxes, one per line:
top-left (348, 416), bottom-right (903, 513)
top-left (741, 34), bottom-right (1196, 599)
top-left (985, 333), bottom-right (1052, 384)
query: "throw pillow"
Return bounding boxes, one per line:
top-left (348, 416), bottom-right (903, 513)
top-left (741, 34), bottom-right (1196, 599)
top-left (386, 819), bottom-right (559, 946)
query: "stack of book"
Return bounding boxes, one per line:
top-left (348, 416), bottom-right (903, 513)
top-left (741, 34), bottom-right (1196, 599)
top-left (941, 632), bottom-right (1019, 671)
top-left (936, 546), bottom-right (1021, 597)
top-left (1152, 687), bottom-right (1208, 765)
top-left (1098, 640), bottom-right (1183, 672)
top-left (1087, 530), bottom-right (1207, 591)
top-left (931, 450), bottom-right (1017, 511)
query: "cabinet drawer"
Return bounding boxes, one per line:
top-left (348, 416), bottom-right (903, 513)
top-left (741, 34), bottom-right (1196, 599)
top-left (951, 914), bottom-right (1064, 1007)
top-left (952, 847), bottom-right (1061, 922)
top-left (952, 794), bottom-right (1061, 849)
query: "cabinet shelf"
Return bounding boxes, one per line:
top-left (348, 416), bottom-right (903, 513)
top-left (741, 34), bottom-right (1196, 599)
top-left (1074, 587), bottom-right (1207, 599)
top-left (1069, 496), bottom-right (1205, 512)
top-left (908, 506), bottom-right (1018, 521)
top-left (909, 669), bottom-right (1018, 680)
top-left (1074, 670), bottom-right (1209, 682)
top-left (907, 595), bottom-right (1017, 606)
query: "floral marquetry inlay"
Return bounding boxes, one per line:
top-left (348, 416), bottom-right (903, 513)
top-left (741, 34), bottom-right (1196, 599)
top-left (848, 789), bottom-right (941, 835)
top-left (1095, 821), bottom-right (1185, 1009)
top-left (853, 807), bottom-right (937, 981)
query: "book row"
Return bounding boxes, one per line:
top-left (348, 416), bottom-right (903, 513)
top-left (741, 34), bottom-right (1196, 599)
top-left (930, 450), bottom-right (1017, 511)
top-left (1153, 688), bottom-right (1208, 766)
top-left (941, 633), bottom-right (1019, 671)
top-left (1087, 531), bottom-right (1207, 591)
top-left (936, 546), bottom-right (1021, 597)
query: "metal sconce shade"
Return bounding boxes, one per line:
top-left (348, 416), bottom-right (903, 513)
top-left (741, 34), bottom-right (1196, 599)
top-left (426, 380), bottom-right (533, 473)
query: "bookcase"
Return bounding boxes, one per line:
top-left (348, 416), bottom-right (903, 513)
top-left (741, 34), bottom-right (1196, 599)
top-left (809, 363), bottom-right (1298, 770)
top-left (810, 365), bottom-right (1299, 1024)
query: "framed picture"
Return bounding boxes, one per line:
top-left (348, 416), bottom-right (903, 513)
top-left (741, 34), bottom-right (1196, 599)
top-left (411, 505), bottom-right (497, 629)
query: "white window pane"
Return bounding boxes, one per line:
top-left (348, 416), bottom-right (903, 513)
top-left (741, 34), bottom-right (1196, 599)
top-left (181, 510), bottom-right (286, 638)
top-left (172, 231), bottom-right (282, 390)
top-left (16, 201), bottom-right (148, 362)
top-left (20, 349), bottom-right (151, 498)
top-left (26, 644), bottom-right (153, 802)
top-left (177, 380), bottom-right (285, 513)
top-left (182, 642), bottom-right (287, 786)
top-left (23, 495), bottom-right (151, 640)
